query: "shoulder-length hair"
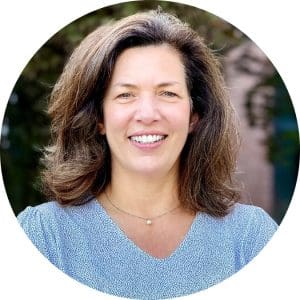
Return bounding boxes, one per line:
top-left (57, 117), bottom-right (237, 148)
top-left (42, 9), bottom-right (240, 217)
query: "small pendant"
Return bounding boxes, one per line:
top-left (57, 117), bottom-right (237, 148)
top-left (146, 219), bottom-right (152, 225)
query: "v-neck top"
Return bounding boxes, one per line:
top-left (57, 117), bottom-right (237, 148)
top-left (17, 199), bottom-right (278, 299)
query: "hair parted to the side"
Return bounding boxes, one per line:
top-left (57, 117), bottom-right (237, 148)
top-left (41, 9), bottom-right (241, 217)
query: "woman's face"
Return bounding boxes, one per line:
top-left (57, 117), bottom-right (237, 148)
top-left (100, 44), bottom-right (196, 178)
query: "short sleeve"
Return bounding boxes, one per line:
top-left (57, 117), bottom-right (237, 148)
top-left (241, 206), bottom-right (278, 264)
top-left (17, 206), bottom-right (60, 267)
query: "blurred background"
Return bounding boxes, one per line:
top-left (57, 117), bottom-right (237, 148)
top-left (0, 1), bottom-right (298, 224)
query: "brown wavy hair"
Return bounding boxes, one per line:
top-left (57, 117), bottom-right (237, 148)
top-left (41, 9), bottom-right (241, 217)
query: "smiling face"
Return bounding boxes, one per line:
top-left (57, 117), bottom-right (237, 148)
top-left (99, 44), bottom-right (197, 178)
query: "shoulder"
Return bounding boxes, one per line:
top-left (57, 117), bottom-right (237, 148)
top-left (17, 200), bottom-right (97, 266)
top-left (18, 201), bottom-right (70, 231)
top-left (17, 201), bottom-right (60, 232)
top-left (17, 199), bottom-right (96, 226)
top-left (196, 203), bottom-right (278, 266)
top-left (17, 202), bottom-right (61, 265)
top-left (200, 202), bottom-right (278, 232)
top-left (227, 203), bottom-right (278, 233)
top-left (227, 203), bottom-right (278, 264)
top-left (18, 201), bottom-right (60, 219)
top-left (17, 199), bottom-right (99, 237)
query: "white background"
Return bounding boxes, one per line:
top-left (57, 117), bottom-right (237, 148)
top-left (0, 0), bottom-right (299, 299)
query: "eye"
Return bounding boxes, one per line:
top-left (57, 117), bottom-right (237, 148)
top-left (115, 92), bottom-right (136, 103)
top-left (160, 91), bottom-right (178, 97)
top-left (117, 92), bottom-right (134, 99)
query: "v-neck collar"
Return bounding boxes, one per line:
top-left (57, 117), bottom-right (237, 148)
top-left (92, 198), bottom-right (200, 262)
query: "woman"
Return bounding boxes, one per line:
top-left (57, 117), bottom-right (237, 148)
top-left (18, 9), bottom-right (278, 299)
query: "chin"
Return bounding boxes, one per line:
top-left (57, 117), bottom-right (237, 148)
top-left (132, 166), bottom-right (164, 176)
top-left (130, 161), bottom-right (176, 178)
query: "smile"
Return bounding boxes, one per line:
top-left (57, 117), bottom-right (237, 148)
top-left (129, 135), bottom-right (167, 144)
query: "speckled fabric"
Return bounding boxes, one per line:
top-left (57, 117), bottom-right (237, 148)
top-left (17, 199), bottom-right (278, 299)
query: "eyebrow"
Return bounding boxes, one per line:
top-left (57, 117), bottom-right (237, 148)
top-left (112, 81), bottom-right (182, 88)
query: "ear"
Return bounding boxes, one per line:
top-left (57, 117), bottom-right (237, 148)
top-left (188, 113), bottom-right (199, 133)
top-left (98, 122), bottom-right (106, 135)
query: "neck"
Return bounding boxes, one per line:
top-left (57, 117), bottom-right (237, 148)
top-left (103, 168), bottom-right (180, 218)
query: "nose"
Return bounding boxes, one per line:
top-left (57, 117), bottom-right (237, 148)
top-left (133, 94), bottom-right (161, 124)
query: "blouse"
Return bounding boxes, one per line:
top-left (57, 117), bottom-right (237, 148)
top-left (17, 199), bottom-right (278, 299)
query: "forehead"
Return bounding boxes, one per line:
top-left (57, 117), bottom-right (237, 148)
top-left (109, 44), bottom-right (186, 84)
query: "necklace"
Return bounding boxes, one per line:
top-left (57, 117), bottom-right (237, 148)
top-left (104, 192), bottom-right (180, 225)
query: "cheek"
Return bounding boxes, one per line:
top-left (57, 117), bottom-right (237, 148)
top-left (166, 105), bottom-right (191, 132)
top-left (104, 107), bottom-right (130, 132)
top-left (104, 107), bottom-right (134, 140)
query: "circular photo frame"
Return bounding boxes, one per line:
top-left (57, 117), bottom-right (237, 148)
top-left (0, 1), bottom-right (299, 299)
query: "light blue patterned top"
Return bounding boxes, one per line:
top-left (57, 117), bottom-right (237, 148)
top-left (17, 199), bottom-right (278, 299)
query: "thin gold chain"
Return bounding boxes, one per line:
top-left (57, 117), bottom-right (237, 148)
top-left (104, 191), bottom-right (180, 224)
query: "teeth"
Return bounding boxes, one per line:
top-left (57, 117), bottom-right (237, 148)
top-left (130, 135), bottom-right (165, 144)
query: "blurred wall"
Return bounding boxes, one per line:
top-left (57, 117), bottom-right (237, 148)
top-left (225, 41), bottom-right (275, 214)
